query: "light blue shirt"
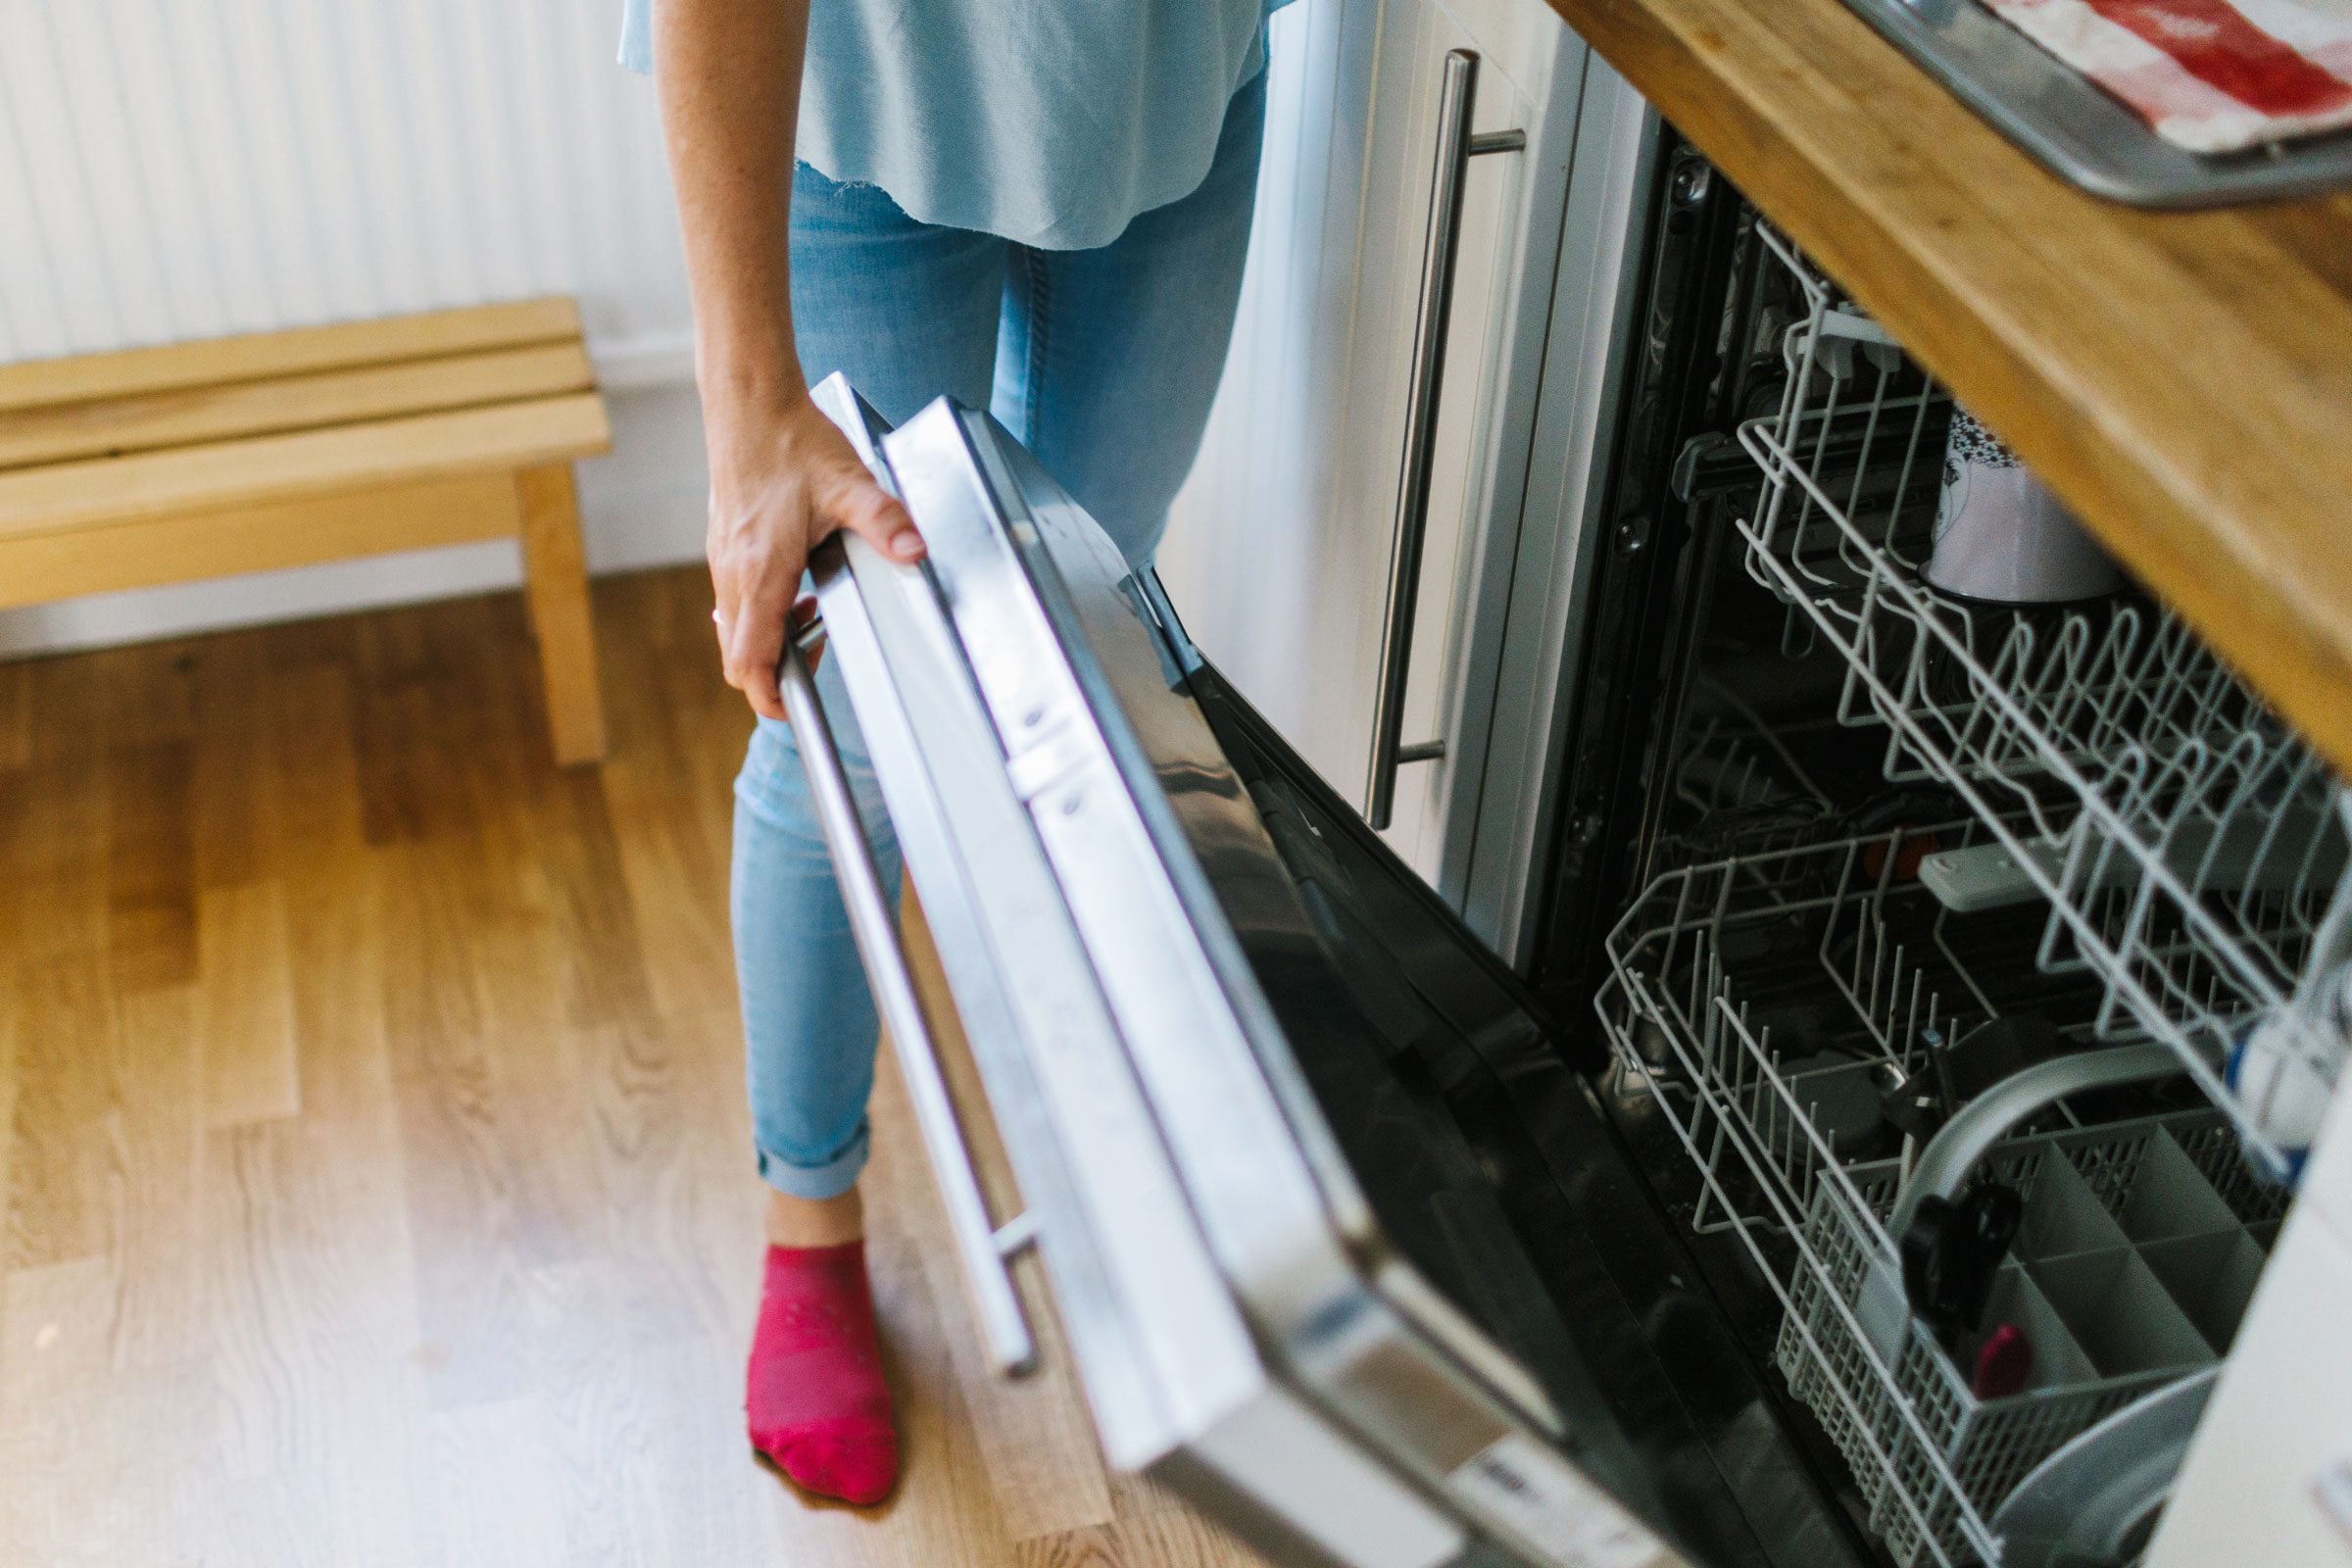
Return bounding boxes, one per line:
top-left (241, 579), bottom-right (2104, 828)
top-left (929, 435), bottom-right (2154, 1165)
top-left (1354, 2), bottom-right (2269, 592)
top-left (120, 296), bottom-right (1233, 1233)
top-left (621, 1), bottom-right (1285, 251)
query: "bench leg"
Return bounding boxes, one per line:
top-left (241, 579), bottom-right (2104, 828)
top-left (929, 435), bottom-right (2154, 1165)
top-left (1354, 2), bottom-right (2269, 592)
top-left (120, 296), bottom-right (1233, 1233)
top-left (515, 463), bottom-right (608, 766)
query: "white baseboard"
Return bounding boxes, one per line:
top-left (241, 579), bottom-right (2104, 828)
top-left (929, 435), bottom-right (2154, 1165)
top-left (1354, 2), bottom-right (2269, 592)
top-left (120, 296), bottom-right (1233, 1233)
top-left (0, 385), bottom-right (710, 662)
top-left (590, 332), bottom-right (698, 391)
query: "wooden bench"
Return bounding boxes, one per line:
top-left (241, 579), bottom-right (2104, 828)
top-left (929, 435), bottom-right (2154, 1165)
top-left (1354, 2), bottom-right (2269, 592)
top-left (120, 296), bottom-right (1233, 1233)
top-left (0, 298), bottom-right (614, 764)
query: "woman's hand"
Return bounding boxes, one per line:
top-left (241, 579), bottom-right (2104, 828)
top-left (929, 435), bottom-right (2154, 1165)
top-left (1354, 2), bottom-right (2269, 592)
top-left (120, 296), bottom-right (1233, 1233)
top-left (705, 391), bottom-right (924, 719)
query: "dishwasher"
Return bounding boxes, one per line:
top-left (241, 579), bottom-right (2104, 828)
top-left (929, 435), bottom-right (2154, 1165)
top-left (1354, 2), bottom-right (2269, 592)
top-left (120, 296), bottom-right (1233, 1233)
top-left (773, 136), bottom-right (2352, 1568)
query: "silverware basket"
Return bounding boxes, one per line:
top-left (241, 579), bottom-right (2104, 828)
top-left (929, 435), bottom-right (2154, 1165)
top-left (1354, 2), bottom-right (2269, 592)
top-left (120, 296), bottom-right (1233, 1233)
top-left (1780, 1115), bottom-right (2280, 1568)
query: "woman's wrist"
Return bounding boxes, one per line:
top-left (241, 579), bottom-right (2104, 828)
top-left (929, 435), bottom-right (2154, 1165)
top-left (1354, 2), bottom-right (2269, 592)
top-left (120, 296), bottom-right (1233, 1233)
top-left (700, 369), bottom-right (813, 485)
top-left (702, 373), bottom-right (855, 500)
top-left (696, 326), bottom-right (808, 418)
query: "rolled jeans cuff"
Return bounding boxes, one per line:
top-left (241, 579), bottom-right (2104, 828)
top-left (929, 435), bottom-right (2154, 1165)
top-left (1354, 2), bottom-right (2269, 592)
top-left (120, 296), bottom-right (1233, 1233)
top-left (756, 1122), bottom-right (871, 1200)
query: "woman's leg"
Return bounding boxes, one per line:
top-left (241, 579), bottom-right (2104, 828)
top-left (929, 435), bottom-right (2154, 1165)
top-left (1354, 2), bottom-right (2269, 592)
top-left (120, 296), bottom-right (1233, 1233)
top-left (731, 163), bottom-right (1003, 1503)
top-left (994, 63), bottom-right (1269, 565)
top-left (733, 166), bottom-right (1004, 1221)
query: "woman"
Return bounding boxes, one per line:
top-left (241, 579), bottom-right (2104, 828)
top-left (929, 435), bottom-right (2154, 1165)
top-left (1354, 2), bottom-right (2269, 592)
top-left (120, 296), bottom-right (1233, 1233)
top-left (625, 0), bottom-right (1279, 1507)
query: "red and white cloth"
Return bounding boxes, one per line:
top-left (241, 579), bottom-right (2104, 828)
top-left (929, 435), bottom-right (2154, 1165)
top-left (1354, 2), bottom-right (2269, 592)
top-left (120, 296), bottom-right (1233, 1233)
top-left (1981, 0), bottom-right (2352, 153)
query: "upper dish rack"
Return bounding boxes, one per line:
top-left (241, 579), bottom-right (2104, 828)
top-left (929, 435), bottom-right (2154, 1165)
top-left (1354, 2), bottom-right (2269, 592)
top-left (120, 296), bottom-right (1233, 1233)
top-left (1733, 224), bottom-right (2352, 1179)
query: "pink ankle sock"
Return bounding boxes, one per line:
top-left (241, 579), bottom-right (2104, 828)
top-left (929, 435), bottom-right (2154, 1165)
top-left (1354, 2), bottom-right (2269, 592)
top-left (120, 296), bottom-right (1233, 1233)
top-left (746, 1242), bottom-right (900, 1505)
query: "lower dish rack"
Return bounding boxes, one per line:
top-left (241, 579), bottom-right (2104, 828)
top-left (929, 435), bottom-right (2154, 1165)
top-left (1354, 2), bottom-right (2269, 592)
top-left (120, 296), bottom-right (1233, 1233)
top-left (1597, 831), bottom-right (2288, 1567)
top-left (1729, 222), bottom-right (2352, 1181)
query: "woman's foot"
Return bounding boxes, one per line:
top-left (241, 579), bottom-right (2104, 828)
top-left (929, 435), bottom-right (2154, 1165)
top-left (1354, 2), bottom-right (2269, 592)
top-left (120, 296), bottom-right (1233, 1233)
top-left (746, 1191), bottom-right (899, 1506)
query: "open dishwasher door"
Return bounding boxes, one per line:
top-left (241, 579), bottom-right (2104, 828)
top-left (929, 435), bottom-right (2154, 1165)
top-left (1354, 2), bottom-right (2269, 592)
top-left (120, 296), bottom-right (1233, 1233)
top-left (785, 377), bottom-right (1731, 1568)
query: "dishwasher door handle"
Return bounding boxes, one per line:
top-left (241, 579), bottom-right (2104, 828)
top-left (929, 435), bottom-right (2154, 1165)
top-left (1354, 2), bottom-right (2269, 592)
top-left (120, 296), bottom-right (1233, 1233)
top-left (778, 620), bottom-right (1041, 1379)
top-left (1365, 47), bottom-right (1525, 831)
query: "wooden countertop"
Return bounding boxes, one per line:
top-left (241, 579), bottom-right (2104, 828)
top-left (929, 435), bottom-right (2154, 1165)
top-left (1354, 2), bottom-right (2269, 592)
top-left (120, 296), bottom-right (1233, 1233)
top-left (1545, 0), bottom-right (2352, 775)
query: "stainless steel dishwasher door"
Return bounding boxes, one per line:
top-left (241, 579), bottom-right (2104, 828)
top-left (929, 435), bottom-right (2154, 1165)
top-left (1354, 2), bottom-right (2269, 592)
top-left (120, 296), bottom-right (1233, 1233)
top-left (785, 375), bottom-right (1688, 1568)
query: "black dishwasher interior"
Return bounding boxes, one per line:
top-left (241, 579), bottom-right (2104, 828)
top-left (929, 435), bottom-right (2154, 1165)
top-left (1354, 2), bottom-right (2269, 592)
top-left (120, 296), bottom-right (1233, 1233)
top-left (1508, 165), bottom-right (2345, 1568)
top-left (1192, 666), bottom-right (1876, 1568)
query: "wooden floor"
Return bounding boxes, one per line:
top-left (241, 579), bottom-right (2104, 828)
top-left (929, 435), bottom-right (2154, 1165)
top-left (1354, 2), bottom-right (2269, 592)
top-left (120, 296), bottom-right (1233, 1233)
top-left (0, 567), bottom-right (1268, 1568)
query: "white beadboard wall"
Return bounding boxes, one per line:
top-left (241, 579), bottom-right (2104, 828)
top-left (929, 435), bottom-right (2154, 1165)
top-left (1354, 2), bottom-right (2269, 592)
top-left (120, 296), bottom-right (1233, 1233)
top-left (0, 0), bottom-right (710, 658)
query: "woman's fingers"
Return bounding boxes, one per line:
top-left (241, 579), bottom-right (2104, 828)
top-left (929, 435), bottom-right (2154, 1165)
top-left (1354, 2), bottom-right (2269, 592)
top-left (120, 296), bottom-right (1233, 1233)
top-left (727, 612), bottom-right (791, 720)
top-left (720, 537), bottom-right (801, 721)
top-left (820, 466), bottom-right (924, 564)
top-left (702, 394), bottom-right (922, 722)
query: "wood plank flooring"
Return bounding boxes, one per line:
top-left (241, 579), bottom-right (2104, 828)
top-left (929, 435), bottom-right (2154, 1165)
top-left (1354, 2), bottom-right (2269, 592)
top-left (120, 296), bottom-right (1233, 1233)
top-left (0, 567), bottom-right (1269, 1568)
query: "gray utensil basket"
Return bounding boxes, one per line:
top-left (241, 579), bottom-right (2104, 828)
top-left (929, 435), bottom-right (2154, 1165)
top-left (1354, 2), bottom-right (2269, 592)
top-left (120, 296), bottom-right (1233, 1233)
top-left (1780, 1113), bottom-right (2285, 1568)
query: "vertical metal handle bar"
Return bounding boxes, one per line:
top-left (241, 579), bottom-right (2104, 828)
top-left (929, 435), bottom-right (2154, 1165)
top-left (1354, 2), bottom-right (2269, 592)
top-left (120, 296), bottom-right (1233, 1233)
top-left (778, 623), bottom-right (1040, 1378)
top-left (1366, 48), bottom-right (1525, 830)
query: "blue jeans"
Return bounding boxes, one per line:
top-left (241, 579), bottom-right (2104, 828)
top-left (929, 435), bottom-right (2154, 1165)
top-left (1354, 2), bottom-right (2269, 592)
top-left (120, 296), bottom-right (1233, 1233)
top-left (731, 67), bottom-right (1267, 1200)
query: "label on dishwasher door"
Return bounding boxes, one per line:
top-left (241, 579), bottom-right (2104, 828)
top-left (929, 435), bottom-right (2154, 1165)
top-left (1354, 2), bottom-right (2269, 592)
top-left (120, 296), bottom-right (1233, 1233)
top-left (1447, 1434), bottom-right (1678, 1568)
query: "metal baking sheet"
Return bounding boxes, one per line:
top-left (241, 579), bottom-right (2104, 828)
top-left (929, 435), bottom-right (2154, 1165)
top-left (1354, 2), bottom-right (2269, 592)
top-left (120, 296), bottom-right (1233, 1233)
top-left (1838, 0), bottom-right (2352, 207)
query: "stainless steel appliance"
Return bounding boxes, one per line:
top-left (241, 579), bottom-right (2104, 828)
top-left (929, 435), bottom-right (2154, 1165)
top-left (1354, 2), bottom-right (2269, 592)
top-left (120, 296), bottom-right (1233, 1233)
top-left (776, 120), bottom-right (2349, 1566)
top-left (788, 376), bottom-right (1792, 1568)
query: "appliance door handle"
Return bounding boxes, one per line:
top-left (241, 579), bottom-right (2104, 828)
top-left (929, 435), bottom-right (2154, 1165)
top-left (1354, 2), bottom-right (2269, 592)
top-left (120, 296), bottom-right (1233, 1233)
top-left (1365, 47), bottom-right (1525, 830)
top-left (777, 621), bottom-right (1041, 1379)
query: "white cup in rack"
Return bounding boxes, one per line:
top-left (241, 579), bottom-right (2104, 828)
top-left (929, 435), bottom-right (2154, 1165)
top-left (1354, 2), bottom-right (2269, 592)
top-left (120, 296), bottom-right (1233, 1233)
top-left (1924, 408), bottom-right (2124, 606)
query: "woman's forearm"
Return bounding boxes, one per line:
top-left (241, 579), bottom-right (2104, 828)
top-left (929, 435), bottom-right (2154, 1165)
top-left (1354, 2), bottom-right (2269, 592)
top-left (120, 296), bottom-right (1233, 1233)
top-left (649, 0), bottom-right (918, 723)
top-left (654, 0), bottom-right (812, 417)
